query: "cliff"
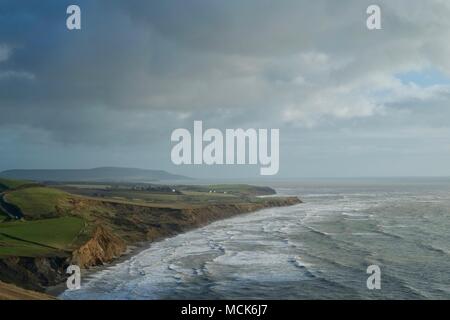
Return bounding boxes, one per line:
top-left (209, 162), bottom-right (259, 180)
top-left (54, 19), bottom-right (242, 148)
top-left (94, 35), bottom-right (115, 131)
top-left (71, 225), bottom-right (127, 268)
top-left (0, 256), bottom-right (68, 292)
top-left (0, 196), bottom-right (301, 295)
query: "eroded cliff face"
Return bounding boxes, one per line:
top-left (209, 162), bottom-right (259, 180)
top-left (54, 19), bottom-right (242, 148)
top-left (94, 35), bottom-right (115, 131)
top-left (0, 225), bottom-right (125, 292)
top-left (91, 196), bottom-right (302, 243)
top-left (0, 196), bottom-right (301, 294)
top-left (71, 225), bottom-right (127, 268)
top-left (180, 197), bottom-right (301, 229)
top-left (0, 256), bottom-right (68, 291)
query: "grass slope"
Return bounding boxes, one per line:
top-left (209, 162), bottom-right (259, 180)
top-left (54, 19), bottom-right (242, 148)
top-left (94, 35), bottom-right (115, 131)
top-left (4, 187), bottom-right (71, 219)
top-left (0, 281), bottom-right (56, 300)
top-left (0, 217), bottom-right (85, 257)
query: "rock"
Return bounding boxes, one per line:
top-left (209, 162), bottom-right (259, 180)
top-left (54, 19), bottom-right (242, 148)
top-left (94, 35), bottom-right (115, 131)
top-left (71, 225), bottom-right (127, 268)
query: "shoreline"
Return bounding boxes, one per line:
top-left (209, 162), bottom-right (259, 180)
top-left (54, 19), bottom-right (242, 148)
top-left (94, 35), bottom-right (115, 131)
top-left (46, 243), bottom-right (142, 297)
top-left (50, 198), bottom-right (302, 298)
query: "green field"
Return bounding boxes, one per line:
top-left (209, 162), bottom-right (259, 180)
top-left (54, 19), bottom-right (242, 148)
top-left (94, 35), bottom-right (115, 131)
top-left (0, 217), bottom-right (85, 257)
top-left (176, 184), bottom-right (276, 196)
top-left (4, 187), bottom-right (71, 219)
top-left (56, 183), bottom-right (275, 208)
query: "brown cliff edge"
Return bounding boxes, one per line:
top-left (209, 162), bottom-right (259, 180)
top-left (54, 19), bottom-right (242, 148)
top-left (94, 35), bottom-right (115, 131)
top-left (0, 196), bottom-right (301, 299)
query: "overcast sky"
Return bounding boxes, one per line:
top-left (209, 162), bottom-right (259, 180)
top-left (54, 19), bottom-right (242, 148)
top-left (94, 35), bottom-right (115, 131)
top-left (1, 0), bottom-right (450, 179)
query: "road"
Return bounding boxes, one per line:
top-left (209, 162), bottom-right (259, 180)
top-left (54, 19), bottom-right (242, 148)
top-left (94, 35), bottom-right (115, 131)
top-left (0, 194), bottom-right (22, 220)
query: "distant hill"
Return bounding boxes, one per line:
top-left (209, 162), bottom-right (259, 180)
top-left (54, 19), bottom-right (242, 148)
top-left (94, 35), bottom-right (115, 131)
top-left (0, 167), bottom-right (191, 183)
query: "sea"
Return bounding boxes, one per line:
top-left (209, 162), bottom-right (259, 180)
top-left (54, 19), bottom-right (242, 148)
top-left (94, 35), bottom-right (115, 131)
top-left (61, 178), bottom-right (450, 299)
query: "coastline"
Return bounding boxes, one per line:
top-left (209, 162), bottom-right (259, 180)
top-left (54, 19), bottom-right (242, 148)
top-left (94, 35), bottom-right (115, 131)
top-left (46, 244), bottom-right (140, 297)
top-left (47, 196), bottom-right (302, 298)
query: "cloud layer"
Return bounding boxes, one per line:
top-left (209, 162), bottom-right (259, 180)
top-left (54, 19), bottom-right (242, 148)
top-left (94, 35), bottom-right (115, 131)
top-left (1, 0), bottom-right (450, 177)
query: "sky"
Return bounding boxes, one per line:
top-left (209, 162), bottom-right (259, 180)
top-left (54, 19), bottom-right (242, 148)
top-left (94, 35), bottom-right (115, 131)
top-left (1, 0), bottom-right (450, 179)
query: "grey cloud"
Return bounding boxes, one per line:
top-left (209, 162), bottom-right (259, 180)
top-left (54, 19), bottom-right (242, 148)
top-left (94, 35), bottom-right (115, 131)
top-left (1, 0), bottom-right (450, 177)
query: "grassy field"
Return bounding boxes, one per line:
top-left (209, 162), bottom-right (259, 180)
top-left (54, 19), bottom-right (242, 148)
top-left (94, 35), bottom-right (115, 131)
top-left (176, 184), bottom-right (276, 196)
top-left (64, 190), bottom-right (255, 209)
top-left (4, 187), bottom-right (71, 219)
top-left (57, 183), bottom-right (275, 208)
top-left (0, 281), bottom-right (56, 300)
top-left (0, 217), bottom-right (85, 257)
